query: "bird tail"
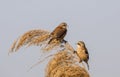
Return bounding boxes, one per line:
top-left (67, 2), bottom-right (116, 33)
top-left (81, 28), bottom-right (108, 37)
top-left (86, 61), bottom-right (89, 70)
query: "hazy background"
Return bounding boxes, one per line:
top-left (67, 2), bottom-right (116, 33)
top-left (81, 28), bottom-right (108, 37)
top-left (0, 0), bottom-right (120, 77)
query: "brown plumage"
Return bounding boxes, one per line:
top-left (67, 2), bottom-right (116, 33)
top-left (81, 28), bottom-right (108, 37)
top-left (76, 41), bottom-right (89, 70)
top-left (48, 22), bottom-right (67, 44)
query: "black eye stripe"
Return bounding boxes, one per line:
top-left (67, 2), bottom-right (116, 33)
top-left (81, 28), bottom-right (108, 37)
top-left (77, 43), bottom-right (81, 45)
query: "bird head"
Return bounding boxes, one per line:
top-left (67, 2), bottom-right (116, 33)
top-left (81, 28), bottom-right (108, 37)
top-left (59, 22), bottom-right (67, 29)
top-left (77, 41), bottom-right (85, 47)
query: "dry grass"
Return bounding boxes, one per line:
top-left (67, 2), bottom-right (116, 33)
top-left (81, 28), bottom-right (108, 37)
top-left (9, 29), bottom-right (69, 54)
top-left (45, 50), bottom-right (90, 77)
top-left (9, 29), bottom-right (49, 52)
top-left (50, 65), bottom-right (89, 77)
top-left (28, 33), bottom-right (50, 46)
top-left (41, 39), bottom-right (61, 51)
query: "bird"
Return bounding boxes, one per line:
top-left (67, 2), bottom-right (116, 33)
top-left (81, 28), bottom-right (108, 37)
top-left (48, 22), bottom-right (68, 44)
top-left (76, 41), bottom-right (89, 70)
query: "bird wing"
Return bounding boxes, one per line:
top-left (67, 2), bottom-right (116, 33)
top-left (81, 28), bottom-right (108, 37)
top-left (85, 48), bottom-right (89, 60)
top-left (51, 26), bottom-right (67, 39)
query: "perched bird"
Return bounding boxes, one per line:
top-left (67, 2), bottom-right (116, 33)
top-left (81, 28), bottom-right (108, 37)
top-left (48, 22), bottom-right (67, 44)
top-left (76, 41), bottom-right (89, 70)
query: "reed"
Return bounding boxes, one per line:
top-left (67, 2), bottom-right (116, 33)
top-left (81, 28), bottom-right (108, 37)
top-left (9, 29), bottom-right (64, 53)
top-left (45, 50), bottom-right (90, 77)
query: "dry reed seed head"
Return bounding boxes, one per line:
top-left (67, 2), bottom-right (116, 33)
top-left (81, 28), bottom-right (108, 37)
top-left (10, 28), bottom-right (70, 53)
top-left (27, 33), bottom-right (50, 46)
top-left (54, 50), bottom-right (79, 64)
top-left (10, 29), bottom-right (50, 52)
top-left (45, 51), bottom-right (68, 75)
top-left (45, 50), bottom-right (83, 77)
top-left (47, 64), bottom-right (90, 77)
top-left (17, 29), bottom-right (49, 45)
top-left (45, 50), bottom-right (90, 77)
top-left (46, 59), bottom-right (90, 77)
top-left (9, 39), bottom-right (18, 53)
top-left (42, 39), bottom-right (61, 51)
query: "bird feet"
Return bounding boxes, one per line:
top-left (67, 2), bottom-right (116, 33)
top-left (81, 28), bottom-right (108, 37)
top-left (62, 40), bottom-right (67, 43)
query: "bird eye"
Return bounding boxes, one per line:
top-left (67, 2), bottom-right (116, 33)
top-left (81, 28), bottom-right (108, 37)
top-left (77, 43), bottom-right (81, 45)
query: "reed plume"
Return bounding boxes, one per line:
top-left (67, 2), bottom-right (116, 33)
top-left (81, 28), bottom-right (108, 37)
top-left (9, 29), bottom-right (67, 54)
top-left (45, 50), bottom-right (90, 77)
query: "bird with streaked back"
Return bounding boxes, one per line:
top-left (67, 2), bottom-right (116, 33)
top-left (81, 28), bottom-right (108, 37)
top-left (48, 22), bottom-right (68, 44)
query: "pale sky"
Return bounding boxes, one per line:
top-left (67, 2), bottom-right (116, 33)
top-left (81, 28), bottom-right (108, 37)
top-left (0, 0), bottom-right (120, 77)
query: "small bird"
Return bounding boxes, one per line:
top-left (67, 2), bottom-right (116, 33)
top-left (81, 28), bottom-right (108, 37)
top-left (76, 41), bottom-right (89, 70)
top-left (48, 22), bottom-right (67, 44)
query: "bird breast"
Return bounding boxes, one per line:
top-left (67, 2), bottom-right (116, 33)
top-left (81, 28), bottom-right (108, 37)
top-left (77, 48), bottom-right (87, 60)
